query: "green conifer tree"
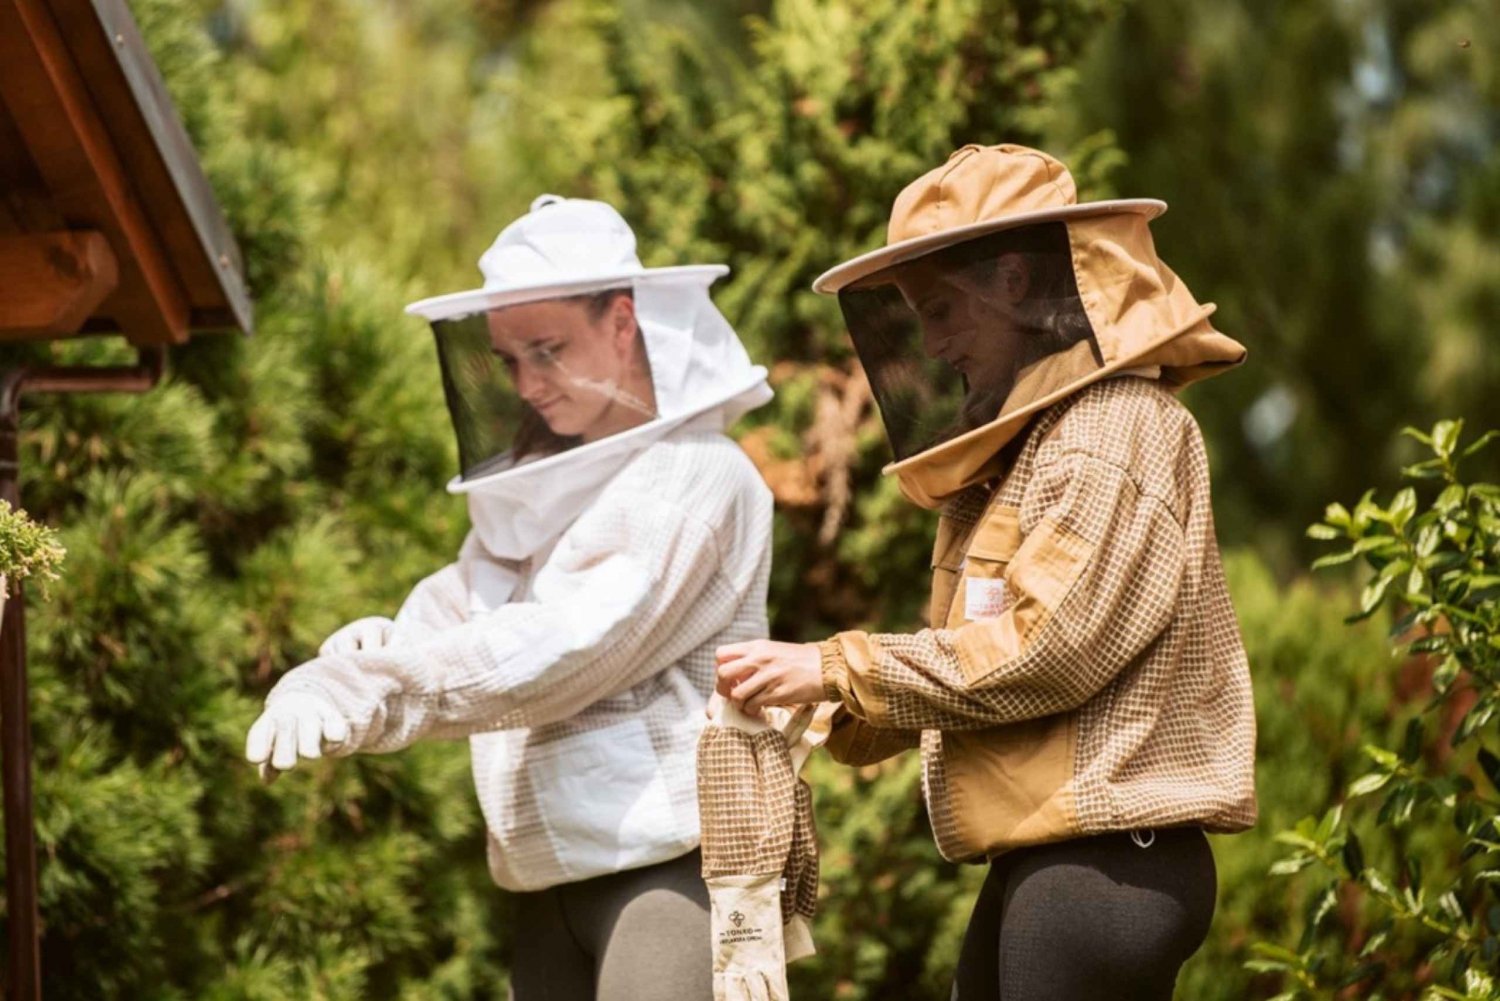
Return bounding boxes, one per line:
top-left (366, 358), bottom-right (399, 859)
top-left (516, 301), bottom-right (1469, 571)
top-left (1, 0), bottom-right (522, 996)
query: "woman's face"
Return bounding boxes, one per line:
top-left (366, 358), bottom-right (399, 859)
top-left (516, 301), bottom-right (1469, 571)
top-left (892, 253), bottom-right (1031, 394)
top-left (486, 295), bottom-right (655, 441)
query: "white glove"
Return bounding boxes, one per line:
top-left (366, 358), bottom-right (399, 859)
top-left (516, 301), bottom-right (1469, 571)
top-left (318, 615), bottom-right (396, 657)
top-left (244, 691), bottom-right (350, 783)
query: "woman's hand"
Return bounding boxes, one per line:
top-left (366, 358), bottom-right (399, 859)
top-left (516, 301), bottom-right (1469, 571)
top-left (715, 639), bottom-right (824, 715)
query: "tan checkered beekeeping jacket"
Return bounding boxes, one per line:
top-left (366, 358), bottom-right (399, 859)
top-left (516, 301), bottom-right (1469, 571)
top-left (820, 377), bottom-right (1257, 862)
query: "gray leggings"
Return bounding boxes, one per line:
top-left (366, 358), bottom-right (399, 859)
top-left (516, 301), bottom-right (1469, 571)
top-left (952, 828), bottom-right (1217, 1001)
top-left (508, 849), bottom-right (710, 1001)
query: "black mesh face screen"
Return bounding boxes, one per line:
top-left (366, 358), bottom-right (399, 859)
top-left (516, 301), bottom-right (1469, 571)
top-left (838, 222), bottom-right (1100, 460)
top-left (429, 288), bottom-right (656, 481)
top-left (433, 312), bottom-right (534, 480)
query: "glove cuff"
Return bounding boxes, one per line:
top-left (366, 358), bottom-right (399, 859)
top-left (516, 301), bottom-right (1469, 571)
top-left (784, 914), bottom-right (815, 964)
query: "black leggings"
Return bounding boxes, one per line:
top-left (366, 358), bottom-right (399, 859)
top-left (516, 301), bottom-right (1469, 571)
top-left (952, 828), bottom-right (1216, 1001)
top-left (508, 850), bottom-right (710, 1001)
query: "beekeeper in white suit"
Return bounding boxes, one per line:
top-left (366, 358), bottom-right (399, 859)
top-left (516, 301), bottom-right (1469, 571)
top-left (245, 194), bottom-right (774, 1000)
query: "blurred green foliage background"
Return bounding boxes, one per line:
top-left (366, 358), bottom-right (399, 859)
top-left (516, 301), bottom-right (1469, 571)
top-left (1, 0), bottom-right (1496, 996)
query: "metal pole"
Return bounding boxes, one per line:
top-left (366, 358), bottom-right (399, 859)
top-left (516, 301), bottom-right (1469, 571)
top-left (0, 347), bottom-right (163, 1000)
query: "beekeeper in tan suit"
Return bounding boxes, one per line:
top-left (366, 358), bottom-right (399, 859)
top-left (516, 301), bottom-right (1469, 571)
top-left (715, 144), bottom-right (1258, 1001)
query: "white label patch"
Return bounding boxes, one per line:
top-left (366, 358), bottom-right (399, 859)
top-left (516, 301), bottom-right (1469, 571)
top-left (964, 578), bottom-right (1008, 621)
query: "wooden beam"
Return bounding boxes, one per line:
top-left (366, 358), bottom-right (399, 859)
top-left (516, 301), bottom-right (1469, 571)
top-left (51, 0), bottom-right (254, 335)
top-left (0, 231), bottom-right (119, 337)
top-left (0, 110), bottom-right (65, 237)
top-left (0, 0), bottom-right (190, 344)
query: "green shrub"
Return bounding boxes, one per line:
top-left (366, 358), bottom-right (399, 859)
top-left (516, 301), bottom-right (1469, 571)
top-left (1251, 421), bottom-right (1500, 999)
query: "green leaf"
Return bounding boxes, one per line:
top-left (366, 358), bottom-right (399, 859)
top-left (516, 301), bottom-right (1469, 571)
top-left (1352, 534), bottom-right (1400, 558)
top-left (1463, 430), bottom-right (1500, 459)
top-left (1435, 419), bottom-right (1463, 459)
top-left (1306, 523), bottom-right (1341, 541)
top-left (1416, 522), bottom-right (1443, 557)
top-left (1456, 702), bottom-right (1498, 747)
top-left (1249, 942), bottom-right (1306, 962)
top-left (1471, 484), bottom-right (1500, 504)
top-left (1365, 746), bottom-right (1401, 769)
top-left (1349, 771), bottom-right (1393, 797)
top-left (1391, 488), bottom-right (1418, 528)
top-left (1312, 549), bottom-right (1359, 571)
top-left (1402, 426), bottom-right (1434, 446)
top-left (1359, 927), bottom-right (1390, 957)
top-left (1480, 748), bottom-right (1500, 794)
top-left (1408, 635), bottom-right (1449, 654)
top-left (1356, 574), bottom-right (1395, 618)
top-left (1365, 868), bottom-right (1396, 898)
top-left (1400, 718), bottom-right (1424, 764)
top-left (1324, 502), bottom-right (1353, 528)
top-left (1270, 856), bottom-right (1316, 876)
top-left (1434, 655), bottom-right (1463, 694)
top-left (1437, 484), bottom-right (1468, 514)
top-left (1342, 830), bottom-right (1366, 876)
top-left (1403, 460), bottom-right (1447, 481)
top-left (1316, 805), bottom-right (1344, 840)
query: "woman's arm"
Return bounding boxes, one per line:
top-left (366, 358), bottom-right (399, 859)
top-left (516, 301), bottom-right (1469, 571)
top-left (823, 448), bottom-right (1186, 731)
top-left (823, 706), bottom-right (920, 765)
top-left (266, 484), bottom-right (755, 754)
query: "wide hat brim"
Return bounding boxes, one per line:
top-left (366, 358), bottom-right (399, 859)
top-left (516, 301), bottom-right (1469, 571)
top-left (812, 199), bottom-right (1167, 294)
top-left (406, 264), bottom-right (730, 321)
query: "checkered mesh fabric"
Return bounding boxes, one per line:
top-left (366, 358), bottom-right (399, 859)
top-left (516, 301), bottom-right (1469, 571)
top-left (939, 484), bottom-right (995, 529)
top-left (831, 378), bottom-right (1257, 857)
top-left (697, 726), bottom-right (798, 877)
top-left (781, 779), bottom-right (819, 924)
top-left (822, 704), bottom-right (920, 766)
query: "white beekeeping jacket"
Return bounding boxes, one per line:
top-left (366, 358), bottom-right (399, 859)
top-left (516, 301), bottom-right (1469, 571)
top-left (269, 196), bottom-right (775, 890)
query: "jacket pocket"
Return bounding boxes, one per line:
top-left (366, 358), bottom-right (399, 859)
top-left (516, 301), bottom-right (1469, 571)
top-left (946, 506), bottom-right (1023, 629)
top-left (941, 712), bottom-right (1079, 858)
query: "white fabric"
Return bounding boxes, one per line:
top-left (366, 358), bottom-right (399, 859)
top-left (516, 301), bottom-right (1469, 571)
top-left (405, 195), bottom-right (772, 559)
top-left (267, 430), bottom-right (773, 891)
top-left (318, 616), bottom-right (397, 657)
top-left (244, 691), bottom-right (348, 778)
top-left (404, 194), bottom-right (726, 320)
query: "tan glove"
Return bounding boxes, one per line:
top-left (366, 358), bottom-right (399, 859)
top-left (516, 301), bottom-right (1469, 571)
top-left (698, 701), bottom-right (836, 996)
top-left (699, 707), bottom-right (798, 1001)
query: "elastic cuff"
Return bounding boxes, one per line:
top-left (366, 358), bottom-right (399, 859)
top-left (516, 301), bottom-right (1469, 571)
top-left (819, 638), bottom-right (848, 704)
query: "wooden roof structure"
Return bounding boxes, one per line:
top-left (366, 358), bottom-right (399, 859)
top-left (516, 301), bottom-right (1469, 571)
top-left (0, 0), bottom-right (253, 345)
top-left (1, 4), bottom-right (252, 997)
